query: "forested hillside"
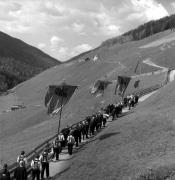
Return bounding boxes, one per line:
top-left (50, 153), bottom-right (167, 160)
top-left (102, 14), bottom-right (175, 47)
top-left (0, 31), bottom-right (60, 91)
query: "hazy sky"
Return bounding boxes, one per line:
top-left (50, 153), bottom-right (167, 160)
top-left (0, 0), bottom-right (174, 61)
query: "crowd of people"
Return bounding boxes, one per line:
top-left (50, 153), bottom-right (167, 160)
top-left (0, 94), bottom-right (139, 180)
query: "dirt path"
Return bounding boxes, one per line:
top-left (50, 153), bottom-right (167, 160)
top-left (139, 32), bottom-right (175, 49)
top-left (49, 117), bottom-right (113, 179)
top-left (142, 58), bottom-right (168, 70)
top-left (49, 90), bottom-right (158, 179)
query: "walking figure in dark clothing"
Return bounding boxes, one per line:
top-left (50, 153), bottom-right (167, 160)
top-left (67, 134), bottom-right (75, 155)
top-left (39, 149), bottom-right (50, 179)
top-left (52, 137), bottom-right (61, 161)
top-left (14, 161), bottom-right (27, 180)
top-left (0, 164), bottom-right (11, 180)
top-left (31, 154), bottom-right (41, 180)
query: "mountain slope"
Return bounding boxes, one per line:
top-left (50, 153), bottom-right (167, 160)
top-left (0, 30), bottom-right (175, 169)
top-left (0, 31), bottom-right (60, 91)
top-left (57, 82), bottom-right (175, 180)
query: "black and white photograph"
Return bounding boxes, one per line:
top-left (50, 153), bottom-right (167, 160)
top-left (0, 0), bottom-right (175, 179)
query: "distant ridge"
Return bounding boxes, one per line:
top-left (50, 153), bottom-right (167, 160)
top-left (0, 31), bottom-right (61, 91)
top-left (101, 14), bottom-right (175, 47)
top-left (67, 14), bottom-right (175, 63)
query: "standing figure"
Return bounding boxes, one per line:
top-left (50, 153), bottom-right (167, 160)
top-left (77, 124), bottom-right (82, 143)
top-left (17, 151), bottom-right (28, 167)
top-left (39, 149), bottom-right (50, 179)
top-left (67, 133), bottom-right (75, 155)
top-left (14, 161), bottom-right (27, 180)
top-left (89, 116), bottom-right (95, 135)
top-left (52, 137), bottom-right (61, 161)
top-left (72, 128), bottom-right (79, 147)
top-left (31, 154), bottom-right (41, 180)
top-left (0, 164), bottom-right (11, 180)
top-left (81, 121), bottom-right (89, 140)
top-left (134, 94), bottom-right (139, 105)
top-left (58, 133), bottom-right (65, 152)
top-left (102, 113), bottom-right (108, 127)
top-left (60, 126), bottom-right (70, 147)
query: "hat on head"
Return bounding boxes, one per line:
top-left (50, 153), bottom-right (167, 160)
top-left (35, 153), bottom-right (39, 159)
top-left (21, 150), bottom-right (25, 155)
top-left (3, 163), bottom-right (7, 169)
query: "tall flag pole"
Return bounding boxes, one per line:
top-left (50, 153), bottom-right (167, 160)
top-left (140, 56), bottom-right (142, 75)
top-left (45, 82), bottom-right (78, 134)
top-left (57, 85), bottom-right (64, 134)
top-left (134, 59), bottom-right (140, 74)
top-left (134, 53), bottom-right (142, 74)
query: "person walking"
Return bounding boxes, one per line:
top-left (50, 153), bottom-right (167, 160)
top-left (52, 137), bottom-right (61, 161)
top-left (14, 161), bottom-right (27, 180)
top-left (0, 164), bottom-right (11, 180)
top-left (67, 133), bottom-right (75, 155)
top-left (39, 149), bottom-right (50, 179)
top-left (57, 133), bottom-right (65, 152)
top-left (31, 154), bottom-right (41, 180)
top-left (60, 126), bottom-right (70, 147)
top-left (17, 151), bottom-right (28, 167)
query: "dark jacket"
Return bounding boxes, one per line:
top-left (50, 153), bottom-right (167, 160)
top-left (14, 166), bottom-right (27, 180)
top-left (0, 169), bottom-right (11, 180)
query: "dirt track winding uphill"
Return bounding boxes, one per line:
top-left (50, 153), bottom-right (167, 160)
top-left (140, 32), bottom-right (175, 49)
top-left (142, 58), bottom-right (168, 70)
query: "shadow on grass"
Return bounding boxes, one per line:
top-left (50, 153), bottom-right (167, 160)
top-left (73, 138), bottom-right (98, 155)
top-left (119, 110), bottom-right (134, 118)
top-left (98, 132), bottom-right (120, 140)
top-left (50, 166), bottom-right (71, 180)
top-left (58, 155), bottom-right (74, 162)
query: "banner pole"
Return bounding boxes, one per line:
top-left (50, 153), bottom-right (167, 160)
top-left (57, 84), bottom-right (64, 161)
top-left (58, 97), bottom-right (63, 134)
top-left (58, 85), bottom-right (64, 134)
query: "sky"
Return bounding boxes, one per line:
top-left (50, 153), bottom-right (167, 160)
top-left (0, 0), bottom-right (174, 62)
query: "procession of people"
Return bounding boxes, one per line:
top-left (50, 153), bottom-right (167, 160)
top-left (0, 94), bottom-right (139, 180)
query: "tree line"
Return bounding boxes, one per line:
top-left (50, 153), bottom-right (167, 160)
top-left (0, 57), bottom-right (43, 92)
top-left (101, 14), bottom-right (175, 47)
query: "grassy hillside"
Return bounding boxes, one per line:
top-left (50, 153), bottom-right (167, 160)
top-left (69, 31), bottom-right (175, 72)
top-left (0, 31), bottom-right (60, 91)
top-left (0, 30), bottom-right (175, 169)
top-left (57, 71), bottom-right (175, 180)
top-left (101, 14), bottom-right (175, 47)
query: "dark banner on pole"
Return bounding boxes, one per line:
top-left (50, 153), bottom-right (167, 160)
top-left (45, 84), bottom-right (78, 115)
top-left (91, 80), bottom-right (112, 96)
top-left (115, 76), bottom-right (131, 95)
